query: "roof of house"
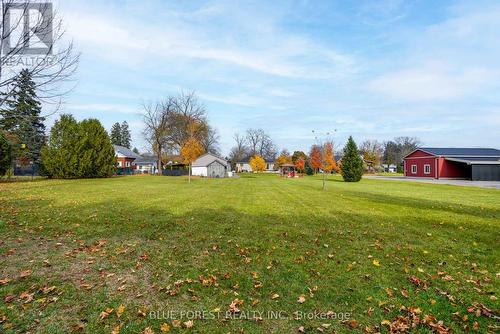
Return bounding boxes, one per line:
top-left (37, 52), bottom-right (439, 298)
top-left (192, 153), bottom-right (228, 167)
top-left (135, 155), bottom-right (157, 165)
top-left (114, 145), bottom-right (141, 159)
top-left (418, 147), bottom-right (500, 156)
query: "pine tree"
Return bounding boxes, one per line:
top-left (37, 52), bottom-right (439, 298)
top-left (132, 147), bottom-right (140, 155)
top-left (0, 131), bottom-right (13, 176)
top-left (341, 136), bottom-right (364, 182)
top-left (0, 69), bottom-right (45, 163)
top-left (120, 121), bottom-right (131, 148)
top-left (110, 122), bottom-right (122, 146)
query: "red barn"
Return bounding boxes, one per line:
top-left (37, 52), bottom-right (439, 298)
top-left (403, 148), bottom-right (500, 181)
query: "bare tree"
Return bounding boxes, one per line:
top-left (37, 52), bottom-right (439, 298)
top-left (0, 0), bottom-right (79, 112)
top-left (168, 91), bottom-right (219, 153)
top-left (142, 99), bottom-right (175, 174)
top-left (229, 133), bottom-right (248, 164)
top-left (201, 124), bottom-right (220, 155)
top-left (245, 128), bottom-right (276, 160)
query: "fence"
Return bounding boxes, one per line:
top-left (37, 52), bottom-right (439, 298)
top-left (162, 169), bottom-right (189, 176)
top-left (14, 164), bottom-right (40, 176)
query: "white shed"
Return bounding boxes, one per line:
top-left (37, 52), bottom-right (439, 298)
top-left (191, 153), bottom-right (229, 178)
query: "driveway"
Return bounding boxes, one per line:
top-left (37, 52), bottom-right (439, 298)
top-left (365, 176), bottom-right (500, 189)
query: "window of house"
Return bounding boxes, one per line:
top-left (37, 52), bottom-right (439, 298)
top-left (126, 161), bottom-right (130, 167)
top-left (424, 164), bottom-right (431, 174)
top-left (411, 165), bottom-right (417, 174)
top-left (118, 161), bottom-right (123, 167)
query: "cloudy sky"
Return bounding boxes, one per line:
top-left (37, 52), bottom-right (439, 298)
top-left (52, 0), bottom-right (500, 154)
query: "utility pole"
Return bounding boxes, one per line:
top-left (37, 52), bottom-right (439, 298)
top-left (312, 129), bottom-right (337, 190)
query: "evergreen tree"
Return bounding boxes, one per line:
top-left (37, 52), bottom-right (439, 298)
top-left (341, 136), bottom-right (364, 182)
top-left (42, 114), bottom-right (116, 178)
top-left (41, 114), bottom-right (80, 178)
top-left (0, 69), bottom-right (45, 163)
top-left (120, 121), bottom-right (131, 148)
top-left (110, 122), bottom-right (122, 146)
top-left (132, 147), bottom-right (140, 154)
top-left (76, 119), bottom-right (116, 178)
top-left (0, 131), bottom-right (13, 176)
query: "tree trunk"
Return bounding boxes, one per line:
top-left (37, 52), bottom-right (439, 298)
top-left (157, 148), bottom-right (162, 175)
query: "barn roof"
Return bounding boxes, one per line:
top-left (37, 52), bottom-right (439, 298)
top-left (192, 153), bottom-right (228, 167)
top-left (114, 145), bottom-right (141, 159)
top-left (407, 147), bottom-right (500, 158)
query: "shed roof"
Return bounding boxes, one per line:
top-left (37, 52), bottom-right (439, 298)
top-left (192, 153), bottom-right (228, 167)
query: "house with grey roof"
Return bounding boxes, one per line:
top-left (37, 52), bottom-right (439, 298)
top-left (135, 154), bottom-right (158, 174)
top-left (114, 145), bottom-right (141, 173)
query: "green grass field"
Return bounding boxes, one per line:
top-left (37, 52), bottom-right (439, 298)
top-left (1, 175), bottom-right (499, 333)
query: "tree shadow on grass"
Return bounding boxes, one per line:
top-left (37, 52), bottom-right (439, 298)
top-left (338, 188), bottom-right (500, 219)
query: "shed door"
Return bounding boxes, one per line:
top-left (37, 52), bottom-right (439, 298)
top-left (207, 161), bottom-right (226, 178)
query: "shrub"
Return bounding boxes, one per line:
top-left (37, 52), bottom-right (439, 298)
top-left (341, 136), bottom-right (364, 182)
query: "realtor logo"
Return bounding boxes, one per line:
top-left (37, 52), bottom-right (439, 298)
top-left (1, 2), bottom-right (53, 55)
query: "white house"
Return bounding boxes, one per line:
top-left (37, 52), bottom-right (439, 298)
top-left (135, 155), bottom-right (158, 174)
top-left (235, 158), bottom-right (275, 172)
top-left (191, 153), bottom-right (229, 178)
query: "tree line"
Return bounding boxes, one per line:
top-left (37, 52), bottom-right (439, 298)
top-left (142, 91), bottom-right (219, 175)
top-left (0, 70), bottom-right (125, 178)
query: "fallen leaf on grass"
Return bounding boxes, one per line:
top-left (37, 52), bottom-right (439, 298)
top-left (0, 278), bottom-right (11, 285)
top-left (111, 324), bottom-right (121, 334)
top-left (271, 293), bottom-right (280, 300)
top-left (171, 320), bottom-right (181, 328)
top-left (297, 295), bottom-right (306, 304)
top-left (372, 259), bottom-right (380, 266)
top-left (184, 320), bottom-right (193, 328)
top-left (100, 308), bottom-right (113, 319)
top-left (117, 304), bottom-right (125, 318)
top-left (160, 323), bottom-right (170, 332)
top-left (142, 327), bottom-right (154, 334)
top-left (229, 299), bottom-right (244, 313)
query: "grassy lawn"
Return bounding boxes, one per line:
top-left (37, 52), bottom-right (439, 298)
top-left (1, 175), bottom-right (499, 333)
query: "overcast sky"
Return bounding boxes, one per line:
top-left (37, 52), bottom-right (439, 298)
top-left (52, 0), bottom-right (500, 154)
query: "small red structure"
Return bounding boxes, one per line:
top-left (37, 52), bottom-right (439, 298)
top-left (403, 148), bottom-right (500, 180)
top-left (280, 163), bottom-right (296, 178)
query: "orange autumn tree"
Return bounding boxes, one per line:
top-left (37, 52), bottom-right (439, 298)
top-left (180, 121), bottom-right (205, 182)
top-left (323, 141), bottom-right (337, 173)
top-left (275, 150), bottom-right (292, 169)
top-left (294, 157), bottom-right (305, 174)
top-left (309, 145), bottom-right (322, 173)
top-left (249, 154), bottom-right (266, 173)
